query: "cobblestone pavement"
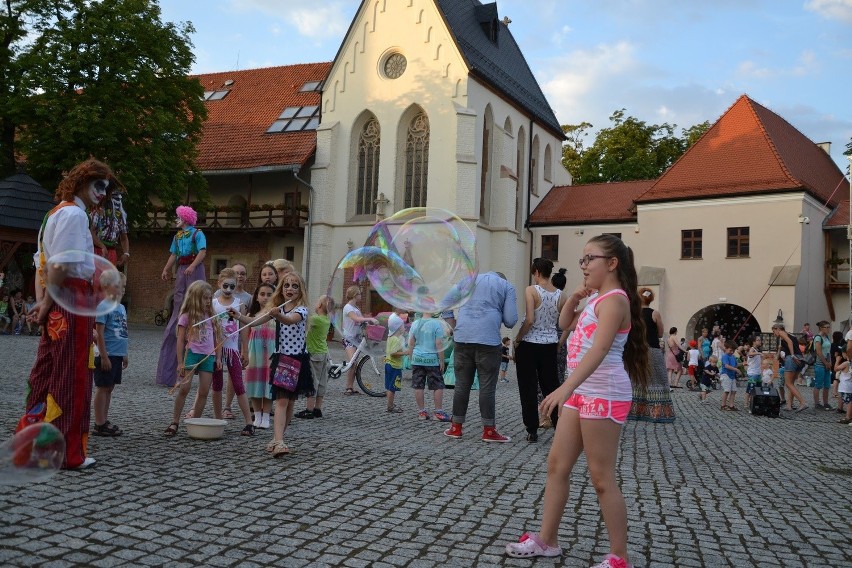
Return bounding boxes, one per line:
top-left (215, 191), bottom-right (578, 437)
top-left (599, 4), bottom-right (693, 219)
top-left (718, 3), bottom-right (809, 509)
top-left (1, 326), bottom-right (851, 567)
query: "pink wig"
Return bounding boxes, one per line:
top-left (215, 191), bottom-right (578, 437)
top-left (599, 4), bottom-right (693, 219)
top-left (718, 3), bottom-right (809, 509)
top-left (176, 205), bottom-right (198, 226)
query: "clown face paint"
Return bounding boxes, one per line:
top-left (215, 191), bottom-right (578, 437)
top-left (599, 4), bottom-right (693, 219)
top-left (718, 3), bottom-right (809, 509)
top-left (87, 179), bottom-right (110, 207)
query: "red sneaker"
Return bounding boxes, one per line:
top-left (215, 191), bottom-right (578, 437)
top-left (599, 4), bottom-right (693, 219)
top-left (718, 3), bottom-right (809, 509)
top-left (444, 423), bottom-right (462, 438)
top-left (482, 427), bottom-right (510, 443)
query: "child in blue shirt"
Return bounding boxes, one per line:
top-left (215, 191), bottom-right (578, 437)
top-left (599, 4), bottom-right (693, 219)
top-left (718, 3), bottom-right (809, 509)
top-left (93, 273), bottom-right (129, 436)
top-left (408, 313), bottom-right (449, 421)
top-left (720, 340), bottom-right (742, 411)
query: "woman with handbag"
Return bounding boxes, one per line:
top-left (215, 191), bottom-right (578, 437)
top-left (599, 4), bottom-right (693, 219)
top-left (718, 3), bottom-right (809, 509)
top-left (231, 271), bottom-right (314, 456)
top-left (666, 327), bottom-right (685, 389)
top-left (773, 323), bottom-right (809, 413)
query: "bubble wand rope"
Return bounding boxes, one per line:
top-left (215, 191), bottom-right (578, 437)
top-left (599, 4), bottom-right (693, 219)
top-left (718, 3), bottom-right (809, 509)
top-left (731, 244), bottom-right (799, 342)
top-left (192, 310), bottom-right (231, 327)
top-left (168, 300), bottom-right (293, 395)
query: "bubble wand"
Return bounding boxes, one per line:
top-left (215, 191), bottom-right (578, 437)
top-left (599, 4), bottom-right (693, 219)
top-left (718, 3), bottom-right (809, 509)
top-left (192, 310), bottom-right (231, 327)
top-left (168, 299), bottom-right (294, 395)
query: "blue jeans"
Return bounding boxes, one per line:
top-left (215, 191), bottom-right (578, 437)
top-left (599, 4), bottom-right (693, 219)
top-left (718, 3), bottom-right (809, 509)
top-left (451, 342), bottom-right (501, 427)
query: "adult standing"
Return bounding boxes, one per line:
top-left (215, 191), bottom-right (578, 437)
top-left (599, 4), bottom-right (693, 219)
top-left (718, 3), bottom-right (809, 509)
top-left (514, 258), bottom-right (566, 442)
top-left (812, 321), bottom-right (833, 410)
top-left (155, 206), bottom-right (207, 387)
top-left (699, 328), bottom-right (711, 360)
top-left (628, 288), bottom-right (675, 422)
top-left (443, 271), bottom-right (518, 442)
top-left (773, 323), bottom-right (809, 412)
top-left (25, 158), bottom-right (121, 469)
top-left (666, 327), bottom-right (684, 388)
top-left (90, 191), bottom-right (130, 269)
top-left (552, 268), bottom-right (569, 385)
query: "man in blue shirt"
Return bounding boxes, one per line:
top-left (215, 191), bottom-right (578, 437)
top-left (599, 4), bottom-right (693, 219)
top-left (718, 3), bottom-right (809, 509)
top-left (444, 271), bottom-right (518, 442)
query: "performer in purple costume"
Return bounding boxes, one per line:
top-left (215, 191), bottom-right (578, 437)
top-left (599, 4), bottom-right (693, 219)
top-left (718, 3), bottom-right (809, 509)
top-left (156, 206), bottom-right (207, 387)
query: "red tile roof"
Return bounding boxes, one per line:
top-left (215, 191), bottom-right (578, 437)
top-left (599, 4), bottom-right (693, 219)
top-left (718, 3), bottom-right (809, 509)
top-left (194, 63), bottom-right (331, 172)
top-left (825, 199), bottom-right (849, 228)
top-left (529, 180), bottom-right (654, 226)
top-left (635, 95), bottom-right (849, 206)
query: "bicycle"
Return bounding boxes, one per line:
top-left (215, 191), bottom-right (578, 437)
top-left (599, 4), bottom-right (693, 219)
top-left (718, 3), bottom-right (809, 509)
top-left (327, 329), bottom-right (386, 397)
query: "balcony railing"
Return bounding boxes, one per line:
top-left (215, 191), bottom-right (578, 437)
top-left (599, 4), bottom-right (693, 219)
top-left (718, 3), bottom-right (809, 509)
top-left (827, 262), bottom-right (850, 289)
top-left (146, 206), bottom-right (307, 232)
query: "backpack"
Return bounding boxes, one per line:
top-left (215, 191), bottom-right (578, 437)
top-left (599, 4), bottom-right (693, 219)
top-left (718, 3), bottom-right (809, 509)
top-left (803, 337), bottom-right (817, 366)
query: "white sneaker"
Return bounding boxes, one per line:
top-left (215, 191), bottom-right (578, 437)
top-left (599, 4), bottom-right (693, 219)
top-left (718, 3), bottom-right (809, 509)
top-left (259, 414), bottom-right (270, 429)
top-left (253, 413), bottom-right (262, 428)
top-left (76, 457), bottom-right (96, 469)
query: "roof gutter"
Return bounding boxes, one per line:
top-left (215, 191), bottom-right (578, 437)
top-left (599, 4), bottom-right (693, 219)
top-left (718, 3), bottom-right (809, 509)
top-left (289, 166), bottom-right (315, 288)
top-left (526, 118), bottom-right (534, 285)
top-left (202, 164), bottom-right (303, 176)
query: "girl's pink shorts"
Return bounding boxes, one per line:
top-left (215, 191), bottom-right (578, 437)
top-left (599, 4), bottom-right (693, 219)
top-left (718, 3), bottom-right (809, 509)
top-left (563, 393), bottom-right (631, 424)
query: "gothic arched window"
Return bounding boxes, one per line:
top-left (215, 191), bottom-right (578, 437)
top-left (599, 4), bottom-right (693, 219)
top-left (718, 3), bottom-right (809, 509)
top-left (404, 112), bottom-right (430, 209)
top-left (356, 117), bottom-right (381, 215)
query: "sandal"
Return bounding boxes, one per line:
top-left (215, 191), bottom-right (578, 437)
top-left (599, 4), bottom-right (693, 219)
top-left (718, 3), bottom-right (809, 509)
top-left (505, 532), bottom-right (562, 558)
top-left (222, 408), bottom-right (236, 419)
top-left (183, 410), bottom-right (194, 419)
top-left (343, 388), bottom-right (360, 395)
top-left (93, 421), bottom-right (122, 436)
top-left (265, 439), bottom-right (277, 453)
top-left (271, 440), bottom-right (290, 457)
top-left (795, 405), bottom-right (809, 413)
top-left (241, 424), bottom-right (255, 436)
top-left (164, 422), bottom-right (179, 437)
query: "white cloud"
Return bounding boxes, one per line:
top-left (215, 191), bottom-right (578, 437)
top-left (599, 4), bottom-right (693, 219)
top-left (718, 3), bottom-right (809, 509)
top-left (230, 0), bottom-right (349, 39)
top-left (737, 50), bottom-right (819, 79)
top-left (804, 0), bottom-right (852, 23)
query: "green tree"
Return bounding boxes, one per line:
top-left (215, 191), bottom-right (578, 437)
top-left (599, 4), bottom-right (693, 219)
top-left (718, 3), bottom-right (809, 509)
top-left (682, 121), bottom-right (711, 148)
top-left (561, 121), bottom-right (593, 182)
top-left (7, 0), bottom-right (207, 228)
top-left (0, 0), bottom-right (37, 176)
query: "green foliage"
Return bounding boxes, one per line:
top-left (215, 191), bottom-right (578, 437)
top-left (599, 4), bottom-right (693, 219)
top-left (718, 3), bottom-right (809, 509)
top-left (561, 110), bottom-right (711, 184)
top-left (2, 0), bottom-right (207, 228)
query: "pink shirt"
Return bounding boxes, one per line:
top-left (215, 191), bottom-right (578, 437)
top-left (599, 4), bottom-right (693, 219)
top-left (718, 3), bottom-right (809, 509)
top-left (178, 313), bottom-right (215, 355)
top-left (567, 289), bottom-right (632, 402)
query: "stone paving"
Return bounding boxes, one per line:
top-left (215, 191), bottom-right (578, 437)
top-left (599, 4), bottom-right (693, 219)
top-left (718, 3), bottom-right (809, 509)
top-left (1, 326), bottom-right (851, 567)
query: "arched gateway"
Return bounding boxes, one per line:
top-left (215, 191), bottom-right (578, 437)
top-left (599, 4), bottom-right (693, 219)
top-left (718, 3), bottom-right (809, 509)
top-left (685, 303), bottom-right (761, 341)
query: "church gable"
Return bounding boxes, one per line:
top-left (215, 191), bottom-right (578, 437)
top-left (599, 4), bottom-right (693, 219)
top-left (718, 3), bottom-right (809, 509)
top-left (322, 0), bottom-right (470, 116)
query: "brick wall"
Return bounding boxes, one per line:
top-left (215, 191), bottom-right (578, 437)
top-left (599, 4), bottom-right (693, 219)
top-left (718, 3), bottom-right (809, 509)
top-left (125, 231), bottom-right (283, 323)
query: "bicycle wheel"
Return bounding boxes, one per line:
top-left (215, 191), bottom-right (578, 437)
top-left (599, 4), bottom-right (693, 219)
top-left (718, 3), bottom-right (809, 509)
top-left (154, 312), bottom-right (165, 326)
top-left (356, 355), bottom-right (386, 397)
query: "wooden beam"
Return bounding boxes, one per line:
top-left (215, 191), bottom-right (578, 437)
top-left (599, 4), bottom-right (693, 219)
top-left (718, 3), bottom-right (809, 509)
top-left (0, 241), bottom-right (22, 271)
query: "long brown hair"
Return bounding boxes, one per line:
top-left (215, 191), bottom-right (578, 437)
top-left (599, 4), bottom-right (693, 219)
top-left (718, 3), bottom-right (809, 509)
top-left (56, 158), bottom-right (123, 202)
top-left (588, 234), bottom-right (650, 388)
top-left (271, 271), bottom-right (307, 310)
top-left (180, 280), bottom-right (222, 346)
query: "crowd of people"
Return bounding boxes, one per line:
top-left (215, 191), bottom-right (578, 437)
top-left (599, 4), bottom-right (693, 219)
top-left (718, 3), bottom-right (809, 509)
top-left (12, 158), bottom-right (851, 568)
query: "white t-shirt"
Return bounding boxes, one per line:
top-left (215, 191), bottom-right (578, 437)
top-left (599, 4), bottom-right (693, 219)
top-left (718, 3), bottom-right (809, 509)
top-left (687, 348), bottom-right (700, 366)
top-left (342, 303), bottom-right (361, 342)
top-left (838, 366), bottom-right (852, 394)
top-left (212, 297), bottom-right (241, 351)
top-left (761, 369), bottom-right (774, 384)
top-left (37, 197), bottom-right (94, 279)
top-left (747, 348), bottom-right (762, 376)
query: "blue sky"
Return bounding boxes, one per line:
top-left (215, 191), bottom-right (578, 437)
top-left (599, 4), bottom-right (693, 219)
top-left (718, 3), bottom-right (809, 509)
top-left (160, 0), bottom-right (852, 171)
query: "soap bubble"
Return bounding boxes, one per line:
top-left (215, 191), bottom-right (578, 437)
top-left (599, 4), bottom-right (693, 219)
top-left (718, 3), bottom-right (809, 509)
top-left (45, 251), bottom-right (122, 317)
top-left (363, 208), bottom-right (477, 313)
top-left (0, 423), bottom-right (66, 486)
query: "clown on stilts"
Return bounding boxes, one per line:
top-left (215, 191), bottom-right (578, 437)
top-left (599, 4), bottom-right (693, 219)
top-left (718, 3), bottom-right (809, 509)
top-left (155, 205), bottom-right (207, 387)
top-left (22, 158), bottom-right (123, 470)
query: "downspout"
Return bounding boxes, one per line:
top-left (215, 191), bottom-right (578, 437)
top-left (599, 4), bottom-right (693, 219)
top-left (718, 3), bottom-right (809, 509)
top-left (290, 166), bottom-right (315, 288)
top-left (525, 119), bottom-right (534, 284)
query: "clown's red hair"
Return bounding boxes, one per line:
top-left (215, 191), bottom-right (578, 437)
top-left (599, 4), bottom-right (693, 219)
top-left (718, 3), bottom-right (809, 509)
top-left (56, 158), bottom-right (124, 202)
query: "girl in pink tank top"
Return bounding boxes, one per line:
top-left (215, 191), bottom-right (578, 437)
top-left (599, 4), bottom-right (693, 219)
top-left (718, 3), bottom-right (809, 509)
top-left (505, 235), bottom-right (650, 568)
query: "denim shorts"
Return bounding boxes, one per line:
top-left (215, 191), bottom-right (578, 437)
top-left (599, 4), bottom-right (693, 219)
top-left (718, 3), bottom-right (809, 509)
top-left (782, 356), bottom-right (802, 373)
top-left (500, 361), bottom-right (509, 372)
top-left (813, 365), bottom-right (831, 389)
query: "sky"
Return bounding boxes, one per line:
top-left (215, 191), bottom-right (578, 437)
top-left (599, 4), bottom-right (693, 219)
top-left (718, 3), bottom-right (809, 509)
top-left (159, 0), bottom-right (852, 172)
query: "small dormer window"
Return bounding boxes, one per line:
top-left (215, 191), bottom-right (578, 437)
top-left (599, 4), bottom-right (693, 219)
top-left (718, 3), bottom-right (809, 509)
top-left (267, 105), bottom-right (320, 133)
top-left (475, 3), bottom-right (500, 43)
top-left (202, 90), bottom-right (229, 101)
top-left (300, 81), bottom-right (322, 92)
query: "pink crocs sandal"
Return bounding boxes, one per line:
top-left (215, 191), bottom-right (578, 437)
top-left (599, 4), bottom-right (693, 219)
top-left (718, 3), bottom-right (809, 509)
top-left (505, 532), bottom-right (562, 558)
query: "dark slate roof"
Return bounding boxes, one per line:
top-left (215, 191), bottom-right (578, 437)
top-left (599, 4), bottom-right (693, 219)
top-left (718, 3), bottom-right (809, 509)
top-left (0, 174), bottom-right (55, 231)
top-left (435, 0), bottom-right (565, 139)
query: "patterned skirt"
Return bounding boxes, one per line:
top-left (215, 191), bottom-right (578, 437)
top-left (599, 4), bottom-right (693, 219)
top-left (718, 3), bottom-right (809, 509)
top-left (628, 347), bottom-right (676, 423)
top-left (245, 322), bottom-right (275, 400)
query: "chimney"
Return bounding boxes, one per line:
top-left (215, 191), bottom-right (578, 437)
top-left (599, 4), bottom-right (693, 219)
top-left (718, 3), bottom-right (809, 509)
top-left (816, 141), bottom-right (831, 155)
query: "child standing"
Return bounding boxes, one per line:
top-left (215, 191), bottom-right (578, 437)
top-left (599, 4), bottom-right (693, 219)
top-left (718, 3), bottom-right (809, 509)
top-left (211, 268), bottom-right (254, 435)
top-left (93, 273), bottom-right (128, 436)
top-left (761, 359), bottom-right (774, 386)
top-left (165, 281), bottom-right (222, 436)
top-left (232, 272), bottom-right (314, 457)
top-left (720, 340), bottom-right (741, 411)
top-left (745, 336), bottom-right (763, 412)
top-left (836, 351), bottom-right (852, 424)
top-left (243, 282), bottom-right (276, 429)
top-left (499, 337), bottom-right (512, 383)
top-left (505, 235), bottom-right (649, 567)
top-left (341, 285), bottom-right (378, 395)
top-left (686, 340), bottom-right (700, 389)
top-left (700, 356), bottom-right (719, 402)
top-left (297, 295), bottom-right (332, 419)
top-left (409, 312), bottom-right (449, 421)
top-left (385, 313), bottom-right (408, 413)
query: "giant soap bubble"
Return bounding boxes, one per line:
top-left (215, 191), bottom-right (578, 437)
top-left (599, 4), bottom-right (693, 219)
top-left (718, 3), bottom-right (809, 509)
top-left (0, 423), bottom-right (66, 486)
top-left (325, 208), bottom-right (476, 357)
top-left (45, 251), bottom-right (122, 317)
